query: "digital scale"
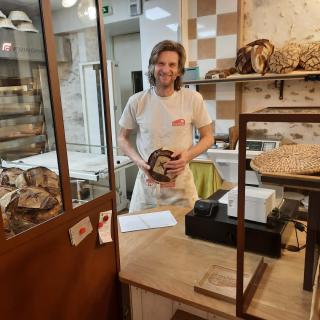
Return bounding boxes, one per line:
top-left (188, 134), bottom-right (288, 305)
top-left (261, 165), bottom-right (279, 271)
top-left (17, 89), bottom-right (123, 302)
top-left (245, 139), bottom-right (280, 152)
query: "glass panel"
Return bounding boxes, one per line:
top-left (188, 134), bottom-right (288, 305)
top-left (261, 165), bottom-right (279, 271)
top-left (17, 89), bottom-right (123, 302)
top-left (0, 1), bottom-right (63, 239)
top-left (242, 121), bottom-right (313, 319)
top-left (50, 0), bottom-right (112, 208)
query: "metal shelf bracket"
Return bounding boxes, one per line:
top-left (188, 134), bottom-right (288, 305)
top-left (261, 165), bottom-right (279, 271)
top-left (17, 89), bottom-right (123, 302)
top-left (274, 80), bottom-right (284, 100)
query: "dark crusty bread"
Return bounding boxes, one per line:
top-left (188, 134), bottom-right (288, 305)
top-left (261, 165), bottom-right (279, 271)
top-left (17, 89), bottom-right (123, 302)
top-left (148, 148), bottom-right (176, 183)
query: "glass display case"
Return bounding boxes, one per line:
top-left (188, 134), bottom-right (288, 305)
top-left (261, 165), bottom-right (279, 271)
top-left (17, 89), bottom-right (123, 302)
top-left (0, 0), bottom-right (116, 240)
top-left (0, 2), bottom-right (121, 319)
top-left (0, 1), bottom-right (64, 239)
top-left (236, 107), bottom-right (320, 319)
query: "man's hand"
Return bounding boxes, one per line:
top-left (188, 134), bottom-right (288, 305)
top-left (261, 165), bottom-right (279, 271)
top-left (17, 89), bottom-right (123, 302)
top-left (118, 127), bottom-right (155, 182)
top-left (135, 158), bottom-right (152, 177)
top-left (164, 150), bottom-right (190, 176)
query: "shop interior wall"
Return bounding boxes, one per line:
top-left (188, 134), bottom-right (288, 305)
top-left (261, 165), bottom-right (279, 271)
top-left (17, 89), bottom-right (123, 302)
top-left (242, 0), bottom-right (320, 144)
top-left (186, 0), bottom-right (239, 135)
top-left (52, 2), bottom-right (135, 147)
top-left (112, 32), bottom-right (142, 192)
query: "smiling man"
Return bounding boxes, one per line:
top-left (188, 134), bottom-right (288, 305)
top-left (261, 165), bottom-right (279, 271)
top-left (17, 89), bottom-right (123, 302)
top-left (118, 40), bottom-right (214, 212)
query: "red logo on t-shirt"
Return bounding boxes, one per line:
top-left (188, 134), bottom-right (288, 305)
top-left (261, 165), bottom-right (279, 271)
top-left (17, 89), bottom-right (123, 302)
top-left (172, 119), bottom-right (185, 126)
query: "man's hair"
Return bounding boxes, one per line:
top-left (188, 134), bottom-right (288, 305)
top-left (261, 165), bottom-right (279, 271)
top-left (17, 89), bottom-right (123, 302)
top-left (147, 40), bottom-right (186, 91)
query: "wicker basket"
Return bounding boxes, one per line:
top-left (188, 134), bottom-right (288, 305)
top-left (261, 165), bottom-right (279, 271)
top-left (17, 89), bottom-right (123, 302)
top-left (250, 144), bottom-right (320, 175)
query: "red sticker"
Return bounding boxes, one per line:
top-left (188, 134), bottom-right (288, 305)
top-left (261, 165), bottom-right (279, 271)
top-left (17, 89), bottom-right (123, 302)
top-left (172, 118), bottom-right (185, 126)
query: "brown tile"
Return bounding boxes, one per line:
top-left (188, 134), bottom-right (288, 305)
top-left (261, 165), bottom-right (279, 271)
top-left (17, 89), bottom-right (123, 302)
top-left (197, 0), bottom-right (216, 17)
top-left (217, 12), bottom-right (238, 36)
top-left (189, 61), bottom-right (198, 67)
top-left (198, 38), bottom-right (216, 59)
top-left (198, 84), bottom-right (216, 100)
top-left (216, 58), bottom-right (236, 69)
top-left (216, 100), bottom-right (236, 119)
top-left (188, 18), bottom-right (196, 40)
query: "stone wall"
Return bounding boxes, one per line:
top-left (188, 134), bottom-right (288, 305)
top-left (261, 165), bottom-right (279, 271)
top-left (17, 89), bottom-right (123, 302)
top-left (242, 0), bottom-right (320, 144)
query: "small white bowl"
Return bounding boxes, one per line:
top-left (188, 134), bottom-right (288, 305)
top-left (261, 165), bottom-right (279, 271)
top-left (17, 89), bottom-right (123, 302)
top-left (0, 10), bottom-right (6, 19)
top-left (8, 10), bottom-right (32, 23)
top-left (16, 21), bottom-right (38, 33)
top-left (0, 18), bottom-right (17, 30)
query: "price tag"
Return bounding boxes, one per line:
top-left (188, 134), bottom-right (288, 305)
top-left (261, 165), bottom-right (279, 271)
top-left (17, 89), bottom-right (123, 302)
top-left (98, 211), bottom-right (112, 244)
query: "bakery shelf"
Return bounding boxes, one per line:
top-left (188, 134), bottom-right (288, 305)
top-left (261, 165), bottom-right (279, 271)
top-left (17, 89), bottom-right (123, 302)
top-left (183, 70), bottom-right (320, 85)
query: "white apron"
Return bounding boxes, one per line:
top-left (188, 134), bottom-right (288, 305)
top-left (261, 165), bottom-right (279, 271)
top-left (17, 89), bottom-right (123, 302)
top-left (129, 165), bottom-right (198, 213)
top-left (119, 87), bottom-right (211, 213)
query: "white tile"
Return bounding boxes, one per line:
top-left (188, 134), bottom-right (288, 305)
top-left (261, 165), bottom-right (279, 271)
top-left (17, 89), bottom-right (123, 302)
top-left (188, 39), bottom-right (197, 61)
top-left (197, 15), bottom-right (217, 39)
top-left (197, 59), bottom-right (216, 78)
top-left (215, 119), bottom-right (235, 134)
top-left (216, 35), bottom-right (237, 59)
top-left (216, 0), bottom-right (238, 14)
top-left (188, 0), bottom-right (197, 19)
top-left (204, 100), bottom-right (217, 120)
top-left (216, 83), bottom-right (236, 100)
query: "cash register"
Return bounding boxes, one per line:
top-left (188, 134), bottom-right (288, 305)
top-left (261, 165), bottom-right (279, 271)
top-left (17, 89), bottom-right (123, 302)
top-left (185, 147), bottom-right (296, 258)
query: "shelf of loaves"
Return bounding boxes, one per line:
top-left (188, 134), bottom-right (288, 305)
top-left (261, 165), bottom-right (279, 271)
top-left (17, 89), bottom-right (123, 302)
top-left (183, 70), bottom-right (320, 85)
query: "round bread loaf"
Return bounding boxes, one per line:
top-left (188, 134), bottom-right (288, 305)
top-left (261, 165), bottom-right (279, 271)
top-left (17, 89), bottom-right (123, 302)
top-left (235, 45), bottom-right (254, 74)
top-left (236, 39), bottom-right (274, 74)
top-left (269, 43), bottom-right (300, 74)
top-left (148, 148), bottom-right (176, 183)
top-left (251, 41), bottom-right (274, 74)
top-left (0, 167), bottom-right (24, 186)
top-left (299, 42), bottom-right (320, 71)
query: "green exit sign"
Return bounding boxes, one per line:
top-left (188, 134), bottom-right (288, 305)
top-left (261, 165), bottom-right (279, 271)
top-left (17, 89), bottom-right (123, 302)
top-left (102, 5), bottom-right (113, 16)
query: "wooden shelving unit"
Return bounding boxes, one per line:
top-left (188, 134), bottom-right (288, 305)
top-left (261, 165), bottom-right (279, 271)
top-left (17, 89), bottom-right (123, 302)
top-left (183, 70), bottom-right (320, 85)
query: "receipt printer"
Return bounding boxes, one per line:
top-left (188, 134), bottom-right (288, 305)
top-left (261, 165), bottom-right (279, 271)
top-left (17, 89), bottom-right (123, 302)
top-left (194, 199), bottom-right (218, 217)
top-left (228, 186), bottom-right (276, 223)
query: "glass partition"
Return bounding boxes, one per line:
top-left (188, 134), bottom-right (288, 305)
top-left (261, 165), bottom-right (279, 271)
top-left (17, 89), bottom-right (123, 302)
top-left (50, 0), bottom-right (112, 208)
top-left (0, 0), bottom-right (63, 239)
top-left (240, 114), bottom-right (319, 319)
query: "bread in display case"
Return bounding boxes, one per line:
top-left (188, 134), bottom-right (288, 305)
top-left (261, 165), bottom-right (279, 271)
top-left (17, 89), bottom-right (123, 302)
top-left (0, 5), bottom-right (65, 239)
top-left (0, 166), bottom-right (62, 238)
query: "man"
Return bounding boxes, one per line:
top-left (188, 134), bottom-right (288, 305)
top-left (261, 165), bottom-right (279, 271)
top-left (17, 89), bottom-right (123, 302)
top-left (118, 40), bottom-right (213, 212)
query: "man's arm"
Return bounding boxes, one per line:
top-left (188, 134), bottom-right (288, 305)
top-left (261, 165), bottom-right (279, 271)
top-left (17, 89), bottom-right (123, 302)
top-left (117, 127), bottom-right (150, 174)
top-left (165, 123), bottom-right (214, 175)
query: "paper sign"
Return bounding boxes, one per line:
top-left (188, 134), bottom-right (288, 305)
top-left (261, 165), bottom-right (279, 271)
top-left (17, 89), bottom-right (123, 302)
top-left (98, 211), bottom-right (112, 244)
top-left (69, 216), bottom-right (93, 246)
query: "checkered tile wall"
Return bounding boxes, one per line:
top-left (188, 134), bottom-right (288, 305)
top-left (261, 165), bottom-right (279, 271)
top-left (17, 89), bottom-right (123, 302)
top-left (187, 0), bottom-right (239, 134)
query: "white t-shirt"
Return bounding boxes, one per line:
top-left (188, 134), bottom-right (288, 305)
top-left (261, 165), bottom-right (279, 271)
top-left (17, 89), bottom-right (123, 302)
top-left (119, 87), bottom-right (212, 160)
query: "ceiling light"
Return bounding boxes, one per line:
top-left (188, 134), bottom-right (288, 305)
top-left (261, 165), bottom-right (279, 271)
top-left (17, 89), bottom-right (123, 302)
top-left (145, 7), bottom-right (170, 21)
top-left (78, 0), bottom-right (97, 21)
top-left (166, 23), bottom-right (178, 32)
top-left (62, 0), bottom-right (78, 8)
top-left (87, 6), bottom-right (96, 20)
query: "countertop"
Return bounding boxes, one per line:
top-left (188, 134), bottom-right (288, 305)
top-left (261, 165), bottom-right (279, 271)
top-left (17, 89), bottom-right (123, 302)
top-left (118, 201), bottom-right (312, 320)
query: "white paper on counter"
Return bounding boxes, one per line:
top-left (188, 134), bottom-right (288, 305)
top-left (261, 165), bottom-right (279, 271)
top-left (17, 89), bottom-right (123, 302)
top-left (118, 210), bottom-right (177, 233)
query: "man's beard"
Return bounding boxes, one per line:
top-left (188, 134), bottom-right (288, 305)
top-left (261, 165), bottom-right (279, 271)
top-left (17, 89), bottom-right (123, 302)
top-left (156, 74), bottom-right (176, 88)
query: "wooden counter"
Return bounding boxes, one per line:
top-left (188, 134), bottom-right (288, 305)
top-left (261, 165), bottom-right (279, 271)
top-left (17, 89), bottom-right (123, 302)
top-left (118, 205), bottom-right (312, 320)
